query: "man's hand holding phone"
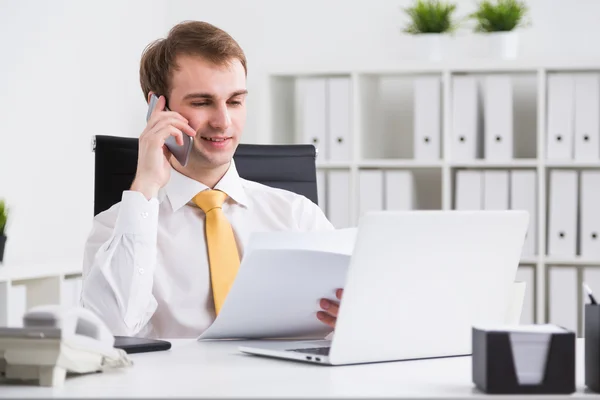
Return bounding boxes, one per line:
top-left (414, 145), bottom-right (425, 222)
top-left (131, 95), bottom-right (197, 200)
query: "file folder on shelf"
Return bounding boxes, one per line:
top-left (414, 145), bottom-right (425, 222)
top-left (574, 73), bottom-right (600, 161)
top-left (454, 170), bottom-right (483, 210)
top-left (580, 171), bottom-right (600, 258)
top-left (327, 170), bottom-right (352, 229)
top-left (547, 170), bottom-right (578, 257)
top-left (510, 170), bottom-right (537, 257)
top-left (358, 170), bottom-right (383, 217)
top-left (327, 77), bottom-right (352, 162)
top-left (451, 76), bottom-right (481, 161)
top-left (295, 77), bottom-right (328, 160)
top-left (483, 170), bottom-right (509, 210)
top-left (546, 74), bottom-right (575, 160)
top-left (484, 75), bottom-right (513, 161)
top-left (549, 266), bottom-right (578, 334)
top-left (384, 170), bottom-right (416, 211)
top-left (413, 76), bottom-right (441, 160)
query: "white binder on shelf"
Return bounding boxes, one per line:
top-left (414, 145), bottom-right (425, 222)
top-left (484, 75), bottom-right (513, 161)
top-left (580, 171), bottom-right (600, 259)
top-left (547, 170), bottom-right (578, 257)
top-left (515, 266), bottom-right (535, 324)
top-left (295, 77), bottom-right (328, 161)
top-left (316, 170), bottom-right (327, 216)
top-left (548, 266), bottom-right (578, 334)
top-left (451, 76), bottom-right (481, 161)
top-left (483, 170), bottom-right (509, 210)
top-left (327, 170), bottom-right (352, 229)
top-left (327, 77), bottom-right (352, 162)
top-left (546, 74), bottom-right (575, 160)
top-left (454, 170), bottom-right (483, 210)
top-left (413, 76), bottom-right (441, 160)
top-left (574, 73), bottom-right (600, 161)
top-left (384, 170), bottom-right (416, 210)
top-left (358, 170), bottom-right (383, 218)
top-left (510, 170), bottom-right (537, 258)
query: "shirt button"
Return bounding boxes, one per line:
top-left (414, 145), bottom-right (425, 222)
top-left (138, 268), bottom-right (145, 275)
top-left (141, 212), bottom-right (148, 218)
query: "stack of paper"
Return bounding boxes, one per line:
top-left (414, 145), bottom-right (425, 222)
top-left (197, 229), bottom-right (357, 341)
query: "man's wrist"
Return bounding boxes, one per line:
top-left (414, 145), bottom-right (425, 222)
top-left (130, 178), bottom-right (161, 200)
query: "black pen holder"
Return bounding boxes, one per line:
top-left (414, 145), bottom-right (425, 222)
top-left (585, 304), bottom-right (600, 392)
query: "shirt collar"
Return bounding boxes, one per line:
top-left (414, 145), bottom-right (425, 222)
top-left (162, 159), bottom-right (249, 212)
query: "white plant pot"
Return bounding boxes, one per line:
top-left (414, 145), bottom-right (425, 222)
top-left (413, 33), bottom-right (447, 62)
top-left (487, 31), bottom-right (519, 60)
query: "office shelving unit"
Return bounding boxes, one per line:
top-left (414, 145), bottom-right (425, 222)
top-left (266, 59), bottom-right (600, 336)
top-left (0, 261), bottom-right (82, 327)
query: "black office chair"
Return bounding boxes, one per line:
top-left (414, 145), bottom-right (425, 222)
top-left (91, 135), bottom-right (319, 216)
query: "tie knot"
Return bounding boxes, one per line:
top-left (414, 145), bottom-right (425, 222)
top-left (193, 190), bottom-right (228, 213)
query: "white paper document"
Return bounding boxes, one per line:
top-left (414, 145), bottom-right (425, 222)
top-left (245, 228), bottom-right (357, 255)
top-left (197, 229), bottom-right (356, 341)
top-left (474, 324), bottom-right (567, 334)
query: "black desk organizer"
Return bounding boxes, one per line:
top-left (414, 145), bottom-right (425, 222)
top-left (472, 326), bottom-right (575, 394)
top-left (585, 304), bottom-right (600, 392)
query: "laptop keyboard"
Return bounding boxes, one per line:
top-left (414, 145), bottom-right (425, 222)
top-left (287, 347), bottom-right (331, 356)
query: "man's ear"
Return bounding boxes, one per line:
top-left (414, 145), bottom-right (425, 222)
top-left (147, 91), bottom-right (156, 104)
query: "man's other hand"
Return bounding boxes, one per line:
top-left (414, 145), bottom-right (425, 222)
top-left (317, 288), bottom-right (343, 328)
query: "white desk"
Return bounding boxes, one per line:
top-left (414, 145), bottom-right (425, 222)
top-left (0, 338), bottom-right (596, 398)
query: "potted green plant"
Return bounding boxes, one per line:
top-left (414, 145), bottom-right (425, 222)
top-left (402, 0), bottom-right (459, 61)
top-left (0, 199), bottom-right (7, 263)
top-left (469, 0), bottom-right (530, 59)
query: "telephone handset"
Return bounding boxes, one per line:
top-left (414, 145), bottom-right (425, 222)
top-left (0, 305), bottom-right (132, 387)
top-left (23, 305), bottom-right (116, 355)
top-left (146, 93), bottom-right (194, 166)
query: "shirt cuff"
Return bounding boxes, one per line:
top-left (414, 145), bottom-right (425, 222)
top-left (114, 190), bottom-right (159, 237)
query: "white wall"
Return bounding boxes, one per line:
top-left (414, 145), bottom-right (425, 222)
top-left (166, 0), bottom-right (600, 144)
top-left (1, 0), bottom-right (600, 266)
top-left (0, 0), bottom-right (167, 265)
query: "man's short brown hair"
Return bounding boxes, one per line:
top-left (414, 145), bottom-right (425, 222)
top-left (139, 20), bottom-right (247, 101)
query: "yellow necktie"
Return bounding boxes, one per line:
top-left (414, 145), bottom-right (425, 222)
top-left (193, 189), bottom-right (240, 315)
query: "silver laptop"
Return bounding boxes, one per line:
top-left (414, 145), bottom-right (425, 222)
top-left (239, 210), bottom-right (529, 365)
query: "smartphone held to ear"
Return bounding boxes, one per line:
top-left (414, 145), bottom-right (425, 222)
top-left (146, 94), bottom-right (193, 166)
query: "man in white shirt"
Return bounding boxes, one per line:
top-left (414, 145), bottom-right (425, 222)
top-left (81, 21), bottom-right (344, 339)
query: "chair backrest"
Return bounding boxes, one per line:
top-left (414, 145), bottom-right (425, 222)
top-left (92, 135), bottom-right (319, 216)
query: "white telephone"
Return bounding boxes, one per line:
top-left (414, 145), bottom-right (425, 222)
top-left (0, 305), bottom-right (133, 387)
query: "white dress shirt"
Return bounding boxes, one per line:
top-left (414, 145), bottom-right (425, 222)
top-left (81, 160), bottom-right (334, 338)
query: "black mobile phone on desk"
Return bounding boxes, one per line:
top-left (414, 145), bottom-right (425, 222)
top-left (114, 336), bottom-right (172, 354)
top-left (146, 93), bottom-right (193, 166)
